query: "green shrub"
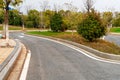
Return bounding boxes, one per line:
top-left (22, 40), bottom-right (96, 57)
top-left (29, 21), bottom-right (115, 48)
top-left (77, 11), bottom-right (106, 41)
top-left (50, 12), bottom-right (64, 32)
top-left (113, 18), bottom-right (120, 27)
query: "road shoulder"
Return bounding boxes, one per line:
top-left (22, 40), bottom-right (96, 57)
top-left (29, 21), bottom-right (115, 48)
top-left (7, 43), bottom-right (28, 80)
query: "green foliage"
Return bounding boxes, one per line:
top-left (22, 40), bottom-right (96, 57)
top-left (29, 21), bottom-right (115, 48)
top-left (27, 10), bottom-right (40, 28)
top-left (102, 12), bottom-right (113, 26)
top-left (25, 21), bottom-right (34, 28)
top-left (0, 26), bottom-right (3, 30)
top-left (0, 0), bottom-right (4, 9)
top-left (0, 9), bottom-right (4, 23)
top-left (41, 10), bottom-right (54, 29)
top-left (112, 13), bottom-right (120, 27)
top-left (9, 10), bottom-right (22, 26)
top-left (50, 12), bottom-right (64, 32)
top-left (62, 10), bottom-right (83, 31)
top-left (77, 10), bottom-right (106, 41)
top-left (27, 31), bottom-right (71, 36)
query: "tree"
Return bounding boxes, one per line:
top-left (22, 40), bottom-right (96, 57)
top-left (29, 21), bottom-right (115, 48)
top-left (63, 11), bottom-right (79, 33)
top-left (113, 17), bottom-right (120, 27)
top-left (0, 9), bottom-right (4, 24)
top-left (43, 10), bottom-right (54, 29)
top-left (77, 9), bottom-right (106, 41)
top-left (102, 12), bottom-right (113, 27)
top-left (112, 12), bottom-right (120, 27)
top-left (50, 12), bottom-right (63, 32)
top-left (39, 1), bottom-right (50, 29)
top-left (26, 9), bottom-right (40, 28)
top-left (25, 4), bottom-right (32, 14)
top-left (84, 0), bottom-right (94, 13)
top-left (0, 0), bottom-right (22, 40)
top-left (9, 10), bottom-right (22, 26)
top-left (64, 2), bottom-right (79, 35)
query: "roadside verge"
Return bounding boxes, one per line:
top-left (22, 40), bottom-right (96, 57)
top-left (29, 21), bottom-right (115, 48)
top-left (7, 43), bottom-right (31, 80)
top-left (0, 40), bottom-right (21, 80)
top-left (27, 34), bottom-right (120, 61)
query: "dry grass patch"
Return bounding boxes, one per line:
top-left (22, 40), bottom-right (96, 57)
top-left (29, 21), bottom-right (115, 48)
top-left (56, 33), bottom-right (120, 55)
top-left (27, 31), bottom-right (120, 55)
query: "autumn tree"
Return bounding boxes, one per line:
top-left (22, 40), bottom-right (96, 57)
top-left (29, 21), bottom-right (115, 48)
top-left (102, 12), bottom-right (113, 27)
top-left (64, 2), bottom-right (79, 35)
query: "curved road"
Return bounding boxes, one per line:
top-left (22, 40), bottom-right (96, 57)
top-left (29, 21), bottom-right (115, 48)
top-left (10, 32), bottom-right (120, 80)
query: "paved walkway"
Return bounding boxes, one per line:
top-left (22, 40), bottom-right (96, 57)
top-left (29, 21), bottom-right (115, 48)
top-left (0, 39), bottom-right (16, 64)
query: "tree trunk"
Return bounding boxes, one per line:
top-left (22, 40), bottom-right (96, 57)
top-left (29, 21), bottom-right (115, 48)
top-left (4, 8), bottom-right (9, 41)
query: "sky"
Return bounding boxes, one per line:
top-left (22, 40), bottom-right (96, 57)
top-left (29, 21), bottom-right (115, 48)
top-left (19, 0), bottom-right (120, 14)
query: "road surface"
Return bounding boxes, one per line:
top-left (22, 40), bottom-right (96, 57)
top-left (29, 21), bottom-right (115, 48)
top-left (10, 32), bottom-right (120, 80)
top-left (105, 34), bottom-right (120, 47)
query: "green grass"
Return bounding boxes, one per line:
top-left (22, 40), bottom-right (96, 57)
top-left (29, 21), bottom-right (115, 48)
top-left (0, 26), bottom-right (22, 30)
top-left (110, 27), bottom-right (120, 33)
top-left (27, 31), bottom-right (72, 36)
top-left (9, 26), bottom-right (22, 30)
top-left (0, 26), bottom-right (3, 30)
top-left (0, 25), bottom-right (44, 30)
top-left (27, 31), bottom-right (120, 55)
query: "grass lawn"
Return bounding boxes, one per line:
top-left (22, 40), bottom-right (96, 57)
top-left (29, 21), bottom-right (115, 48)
top-left (27, 31), bottom-right (120, 55)
top-left (0, 25), bottom-right (22, 30)
top-left (110, 27), bottom-right (120, 33)
top-left (0, 25), bottom-right (41, 30)
top-left (0, 26), bottom-right (3, 30)
top-left (27, 31), bottom-right (72, 36)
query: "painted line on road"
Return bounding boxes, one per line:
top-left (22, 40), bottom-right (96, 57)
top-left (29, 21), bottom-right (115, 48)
top-left (26, 35), bottom-right (120, 65)
top-left (19, 36), bottom-right (24, 38)
top-left (20, 50), bottom-right (31, 80)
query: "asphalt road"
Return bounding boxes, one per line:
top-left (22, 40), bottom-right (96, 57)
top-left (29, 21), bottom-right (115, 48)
top-left (10, 32), bottom-right (120, 80)
top-left (105, 34), bottom-right (120, 47)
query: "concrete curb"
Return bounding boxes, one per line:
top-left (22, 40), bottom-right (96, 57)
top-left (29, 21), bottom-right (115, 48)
top-left (110, 33), bottom-right (120, 35)
top-left (19, 50), bottom-right (31, 80)
top-left (28, 34), bottom-right (120, 61)
top-left (0, 39), bottom-right (22, 80)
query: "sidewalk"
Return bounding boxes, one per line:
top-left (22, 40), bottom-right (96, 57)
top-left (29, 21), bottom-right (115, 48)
top-left (0, 39), bottom-right (16, 64)
top-left (0, 39), bottom-right (28, 80)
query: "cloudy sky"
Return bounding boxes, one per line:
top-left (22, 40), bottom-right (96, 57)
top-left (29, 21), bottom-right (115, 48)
top-left (20, 0), bottom-right (120, 13)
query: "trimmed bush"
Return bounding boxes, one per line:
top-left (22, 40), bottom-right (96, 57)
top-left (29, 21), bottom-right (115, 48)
top-left (50, 12), bottom-right (64, 32)
top-left (77, 11), bottom-right (106, 41)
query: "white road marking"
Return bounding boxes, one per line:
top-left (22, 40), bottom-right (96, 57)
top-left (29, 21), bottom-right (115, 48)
top-left (26, 34), bottom-right (120, 65)
top-left (19, 36), bottom-right (24, 38)
top-left (20, 50), bottom-right (31, 80)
